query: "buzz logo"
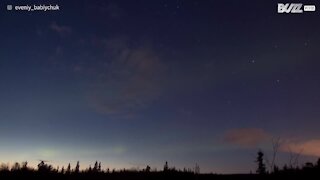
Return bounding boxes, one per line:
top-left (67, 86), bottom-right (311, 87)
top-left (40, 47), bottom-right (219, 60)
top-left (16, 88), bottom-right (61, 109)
top-left (277, 3), bottom-right (316, 13)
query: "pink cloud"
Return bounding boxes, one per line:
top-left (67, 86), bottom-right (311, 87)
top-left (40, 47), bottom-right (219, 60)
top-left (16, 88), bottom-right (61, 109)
top-left (224, 128), bottom-right (270, 147)
top-left (280, 139), bottom-right (320, 157)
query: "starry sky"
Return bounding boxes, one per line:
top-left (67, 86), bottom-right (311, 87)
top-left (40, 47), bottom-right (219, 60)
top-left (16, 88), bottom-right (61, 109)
top-left (0, 0), bottom-right (320, 174)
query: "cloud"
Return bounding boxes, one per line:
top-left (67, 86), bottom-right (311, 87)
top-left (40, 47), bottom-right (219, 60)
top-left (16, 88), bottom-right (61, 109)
top-left (280, 139), bottom-right (320, 157)
top-left (223, 128), bottom-right (270, 147)
top-left (50, 22), bottom-right (72, 35)
top-left (87, 38), bottom-right (167, 115)
top-left (223, 127), bottom-right (320, 157)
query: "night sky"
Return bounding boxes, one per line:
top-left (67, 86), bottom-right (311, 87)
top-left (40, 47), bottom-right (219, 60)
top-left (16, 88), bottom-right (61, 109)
top-left (0, 0), bottom-right (320, 174)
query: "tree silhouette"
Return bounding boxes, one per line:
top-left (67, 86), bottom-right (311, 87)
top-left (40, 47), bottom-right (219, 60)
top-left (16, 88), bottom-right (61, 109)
top-left (256, 150), bottom-right (267, 174)
top-left (37, 161), bottom-right (53, 173)
top-left (265, 138), bottom-right (281, 172)
top-left (11, 162), bottom-right (20, 171)
top-left (1, 157), bottom-right (320, 179)
top-left (304, 162), bottom-right (314, 169)
top-left (38, 161), bottom-right (45, 169)
top-left (98, 162), bottom-right (101, 172)
top-left (93, 161), bottom-right (99, 172)
top-left (66, 163), bottom-right (71, 174)
top-left (21, 161), bottom-right (28, 171)
top-left (145, 165), bottom-right (151, 172)
top-left (0, 163), bottom-right (9, 171)
top-left (194, 163), bottom-right (200, 174)
top-left (163, 161), bottom-right (168, 171)
top-left (75, 161), bottom-right (80, 173)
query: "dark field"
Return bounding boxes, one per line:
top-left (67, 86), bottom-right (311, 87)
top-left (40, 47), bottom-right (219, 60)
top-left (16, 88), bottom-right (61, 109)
top-left (1, 161), bottom-right (320, 180)
top-left (1, 171), bottom-right (320, 180)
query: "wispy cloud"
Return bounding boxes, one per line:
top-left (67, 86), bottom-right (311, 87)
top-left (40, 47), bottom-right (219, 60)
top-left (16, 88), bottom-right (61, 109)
top-left (224, 127), bottom-right (320, 157)
top-left (50, 22), bottom-right (72, 35)
top-left (87, 37), bottom-right (167, 115)
top-left (223, 128), bottom-right (270, 148)
top-left (280, 139), bottom-right (320, 157)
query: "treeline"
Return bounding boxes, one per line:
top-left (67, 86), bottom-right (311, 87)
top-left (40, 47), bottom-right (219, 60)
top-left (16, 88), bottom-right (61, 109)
top-left (0, 161), bottom-right (198, 174)
top-left (0, 155), bottom-right (320, 180)
top-left (254, 150), bottom-right (320, 179)
top-left (0, 161), bottom-right (203, 180)
top-left (256, 150), bottom-right (320, 173)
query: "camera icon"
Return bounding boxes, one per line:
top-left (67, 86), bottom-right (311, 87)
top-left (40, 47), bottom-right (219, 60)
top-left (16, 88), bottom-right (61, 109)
top-left (7, 5), bottom-right (13, 10)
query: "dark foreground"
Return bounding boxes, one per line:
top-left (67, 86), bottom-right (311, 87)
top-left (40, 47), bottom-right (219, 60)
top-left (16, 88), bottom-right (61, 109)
top-left (1, 171), bottom-right (320, 180)
top-left (1, 159), bottom-right (320, 180)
